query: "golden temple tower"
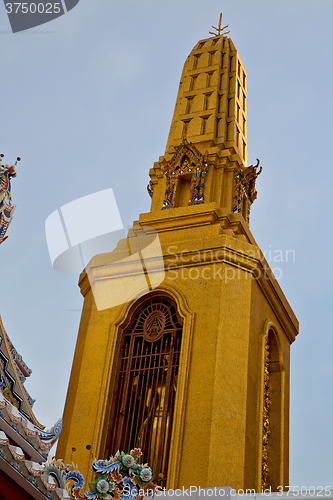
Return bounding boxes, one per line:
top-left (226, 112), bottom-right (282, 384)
top-left (57, 18), bottom-right (298, 493)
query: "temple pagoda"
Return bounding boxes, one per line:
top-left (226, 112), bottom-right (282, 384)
top-left (56, 16), bottom-right (299, 493)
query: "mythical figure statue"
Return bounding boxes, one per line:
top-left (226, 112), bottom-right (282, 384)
top-left (0, 154), bottom-right (20, 244)
top-left (240, 158), bottom-right (262, 204)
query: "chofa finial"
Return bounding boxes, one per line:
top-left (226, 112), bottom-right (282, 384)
top-left (0, 154), bottom-right (21, 244)
top-left (209, 13), bottom-right (230, 37)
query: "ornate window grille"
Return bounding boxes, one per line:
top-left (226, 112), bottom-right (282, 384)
top-left (105, 296), bottom-right (183, 486)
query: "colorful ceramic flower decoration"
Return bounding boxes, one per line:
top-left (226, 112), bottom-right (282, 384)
top-left (45, 448), bottom-right (158, 500)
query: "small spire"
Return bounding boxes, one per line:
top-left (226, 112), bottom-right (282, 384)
top-left (209, 13), bottom-right (230, 37)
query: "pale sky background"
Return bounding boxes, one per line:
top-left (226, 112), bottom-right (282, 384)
top-left (1, 0), bottom-right (332, 488)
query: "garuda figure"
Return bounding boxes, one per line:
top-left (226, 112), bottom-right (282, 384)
top-left (0, 154), bottom-right (20, 244)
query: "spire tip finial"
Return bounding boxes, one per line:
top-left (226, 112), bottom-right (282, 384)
top-left (209, 13), bottom-right (230, 37)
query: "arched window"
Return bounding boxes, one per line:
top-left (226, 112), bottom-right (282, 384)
top-left (262, 328), bottom-right (283, 491)
top-left (105, 295), bottom-right (183, 486)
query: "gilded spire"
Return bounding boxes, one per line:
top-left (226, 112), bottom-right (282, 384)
top-left (209, 13), bottom-right (230, 37)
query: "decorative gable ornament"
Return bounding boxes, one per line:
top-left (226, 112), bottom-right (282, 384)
top-left (0, 154), bottom-right (21, 244)
top-left (233, 158), bottom-right (262, 223)
top-left (161, 135), bottom-right (209, 209)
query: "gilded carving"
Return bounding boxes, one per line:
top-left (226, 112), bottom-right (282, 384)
top-left (161, 135), bottom-right (209, 209)
top-left (147, 180), bottom-right (154, 198)
top-left (209, 13), bottom-right (230, 37)
top-left (262, 335), bottom-right (270, 490)
top-left (144, 310), bottom-right (166, 340)
top-left (233, 158), bottom-right (262, 223)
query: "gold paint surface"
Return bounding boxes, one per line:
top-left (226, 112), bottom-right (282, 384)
top-left (56, 31), bottom-right (298, 493)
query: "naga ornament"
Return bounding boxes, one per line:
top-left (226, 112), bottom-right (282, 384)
top-left (0, 154), bottom-right (20, 244)
top-left (233, 158), bottom-right (262, 223)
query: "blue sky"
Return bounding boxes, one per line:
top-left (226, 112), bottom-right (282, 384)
top-left (1, 0), bottom-right (333, 488)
